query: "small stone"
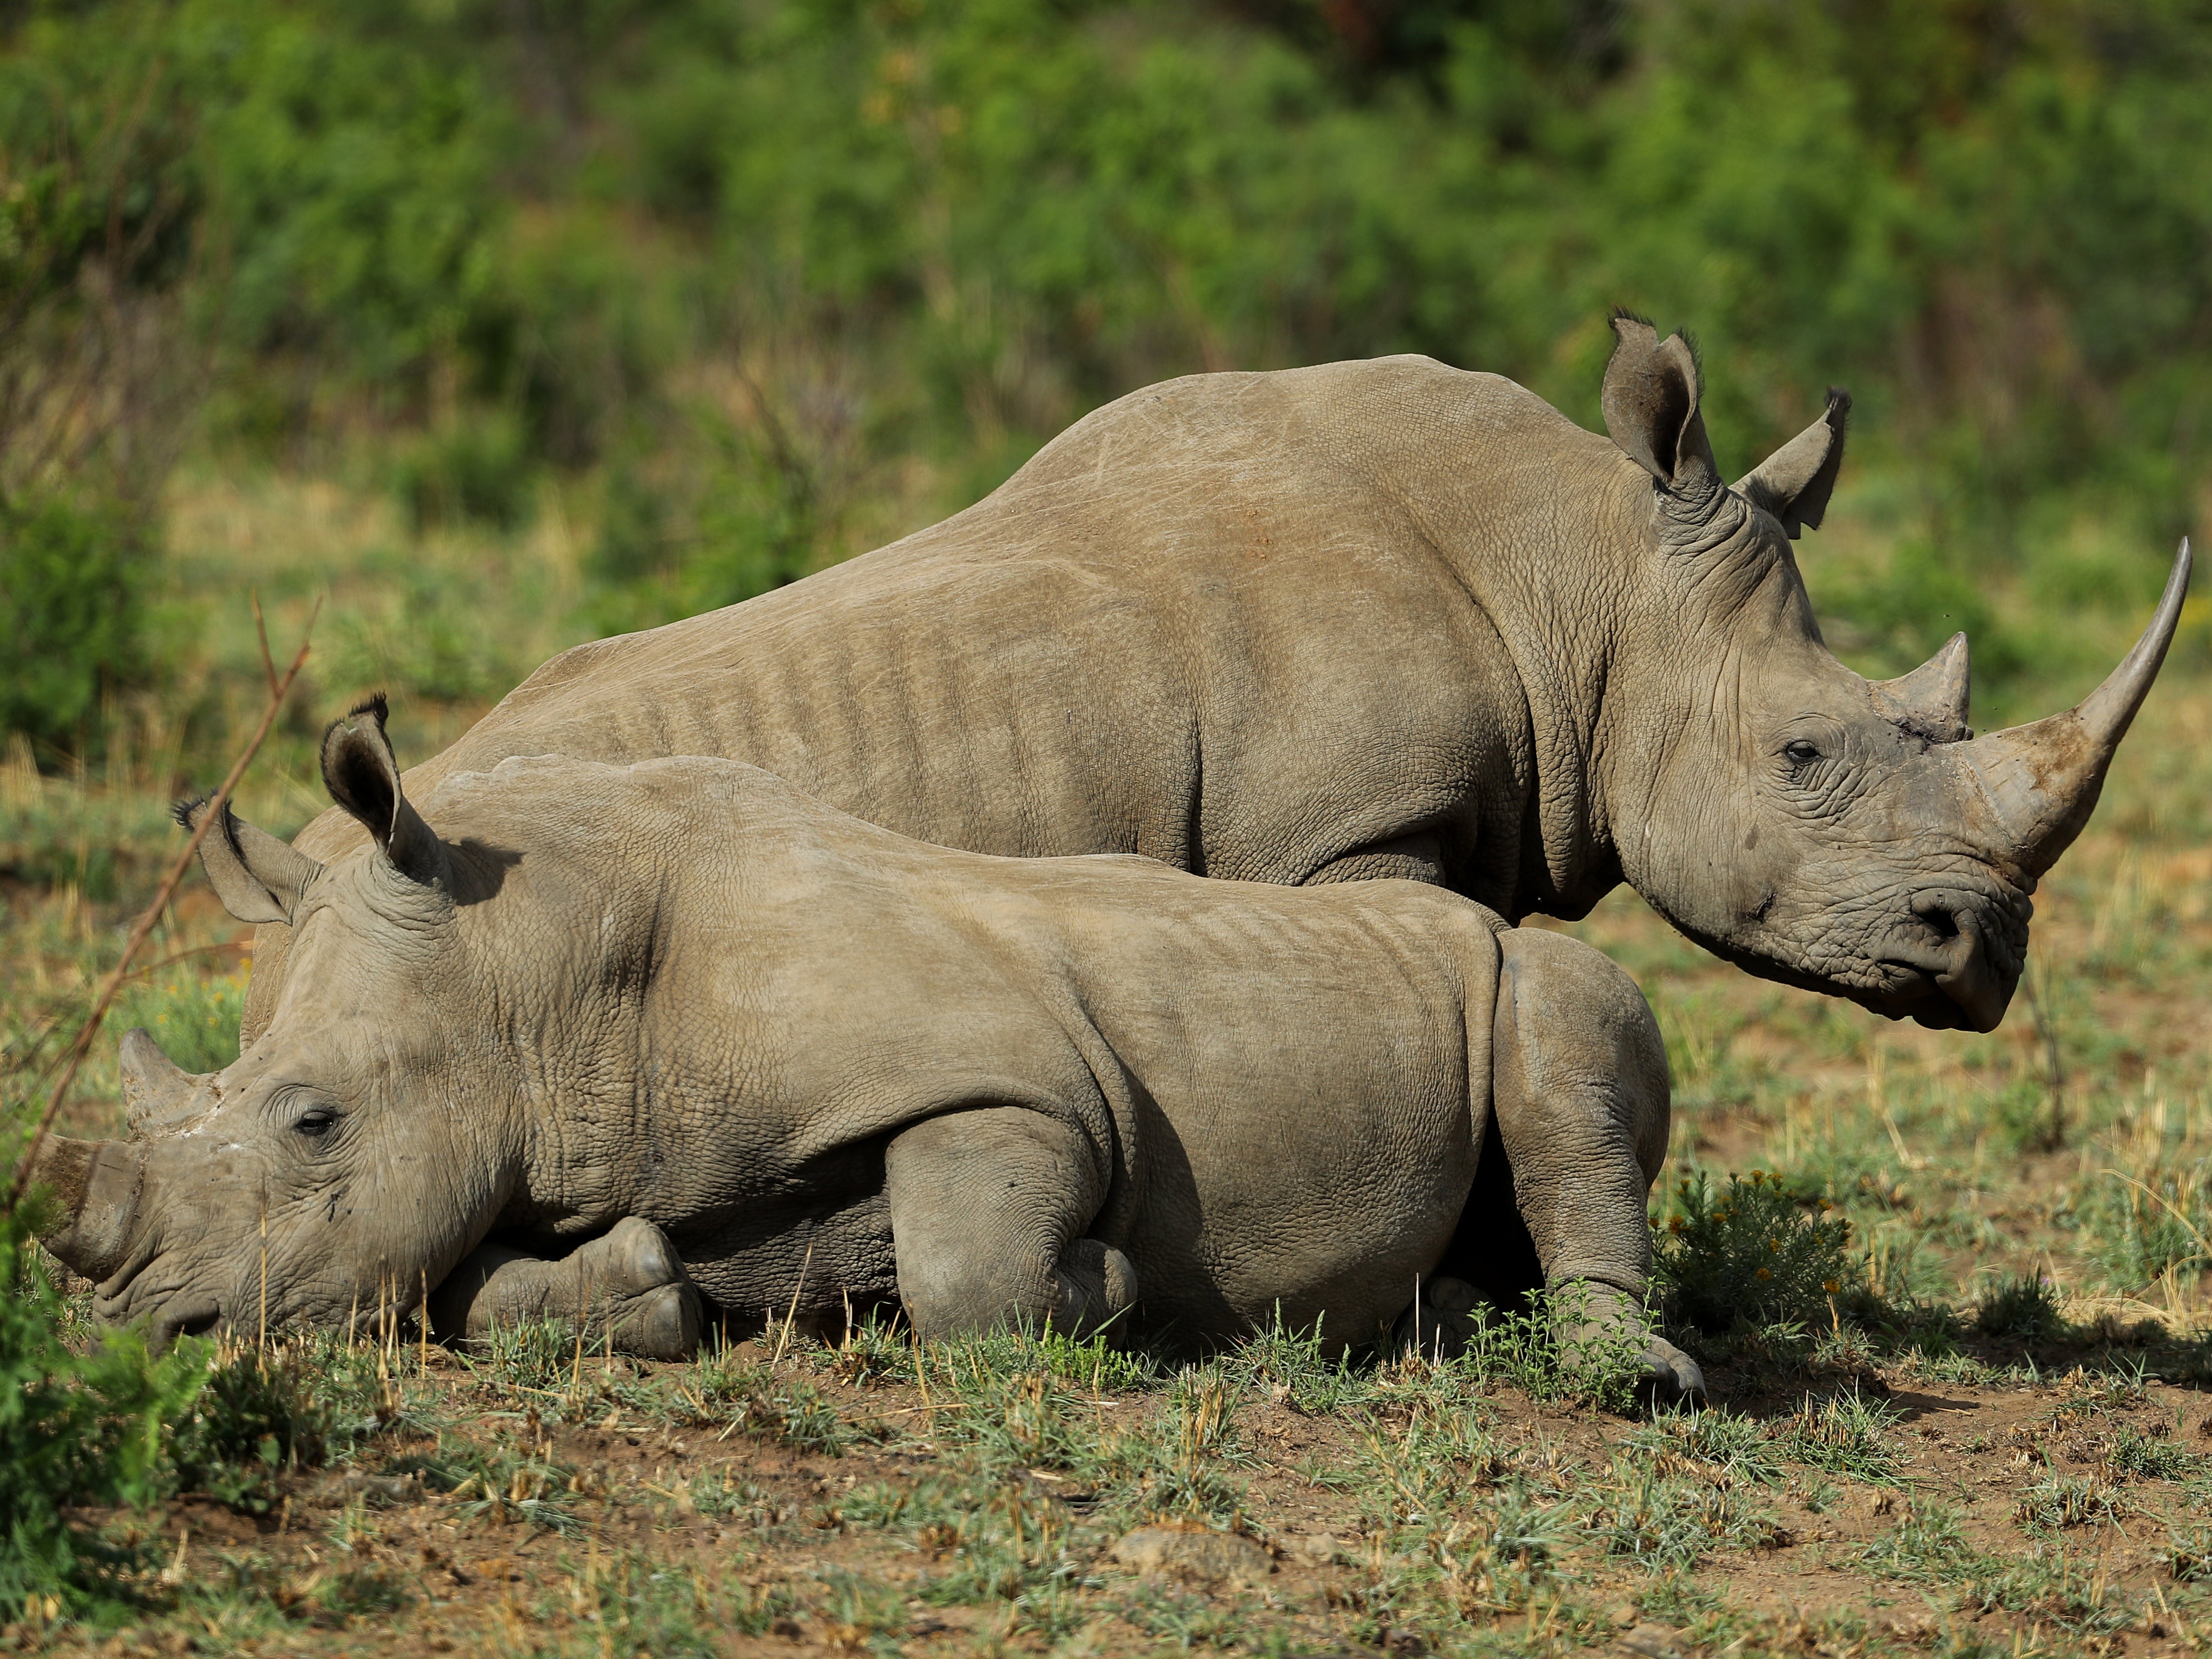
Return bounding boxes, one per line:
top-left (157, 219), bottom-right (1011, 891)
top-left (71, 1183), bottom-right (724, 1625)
top-left (1109, 1523), bottom-right (1273, 1589)
top-left (1620, 1623), bottom-right (1685, 1659)
top-left (1607, 1604), bottom-right (1640, 1628)
top-left (1283, 1531), bottom-right (1342, 1568)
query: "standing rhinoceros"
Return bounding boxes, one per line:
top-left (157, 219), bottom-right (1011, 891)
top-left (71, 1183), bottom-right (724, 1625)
top-left (238, 315), bottom-right (2188, 1045)
top-left (35, 700), bottom-right (1700, 1397)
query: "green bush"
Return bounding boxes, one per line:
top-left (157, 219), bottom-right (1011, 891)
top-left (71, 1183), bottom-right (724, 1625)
top-left (0, 497), bottom-right (149, 751)
top-left (1974, 1272), bottom-right (2067, 1343)
top-left (393, 412), bottom-right (537, 533)
top-left (1657, 1169), bottom-right (1860, 1333)
top-left (0, 1199), bottom-right (207, 1615)
top-left (167, 1346), bottom-right (338, 1515)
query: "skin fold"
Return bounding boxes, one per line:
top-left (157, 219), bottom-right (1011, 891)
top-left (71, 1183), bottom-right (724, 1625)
top-left (38, 703), bottom-right (1700, 1401)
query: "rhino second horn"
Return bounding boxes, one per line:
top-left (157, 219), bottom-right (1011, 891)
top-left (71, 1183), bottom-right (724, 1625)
top-left (122, 1027), bottom-right (204, 1137)
top-left (1874, 632), bottom-right (1971, 741)
top-left (27, 1135), bottom-right (146, 1284)
top-left (1959, 537), bottom-right (2191, 882)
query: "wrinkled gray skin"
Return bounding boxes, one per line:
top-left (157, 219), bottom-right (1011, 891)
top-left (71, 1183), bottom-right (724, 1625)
top-left (37, 703), bottom-right (1699, 1399)
top-left (241, 318), bottom-right (2189, 1046)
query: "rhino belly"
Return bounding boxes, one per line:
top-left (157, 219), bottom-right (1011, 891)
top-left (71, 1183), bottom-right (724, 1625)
top-left (1108, 1049), bottom-right (1481, 1351)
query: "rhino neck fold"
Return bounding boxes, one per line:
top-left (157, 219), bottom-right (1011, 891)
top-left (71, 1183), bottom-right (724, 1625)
top-left (1413, 520), bottom-right (1627, 925)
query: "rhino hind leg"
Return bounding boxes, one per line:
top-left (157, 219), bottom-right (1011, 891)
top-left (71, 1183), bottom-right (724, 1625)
top-left (1489, 928), bottom-right (1705, 1407)
top-left (883, 1107), bottom-right (1130, 1338)
top-left (428, 1216), bottom-right (703, 1362)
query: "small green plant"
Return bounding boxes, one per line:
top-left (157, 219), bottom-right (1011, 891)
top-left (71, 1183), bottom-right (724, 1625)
top-left (1775, 1389), bottom-right (1905, 1484)
top-left (675, 1349), bottom-right (854, 1455)
top-left (1629, 1406), bottom-right (1783, 1486)
top-left (2161, 1527), bottom-right (2212, 1582)
top-left (1857, 1502), bottom-right (1980, 1582)
top-left (1975, 1273), bottom-right (2067, 1343)
top-left (556, 1550), bottom-right (724, 1656)
top-left (464, 1315), bottom-right (586, 1397)
top-left (1446, 1283), bottom-right (1652, 1411)
top-left (440, 1443), bottom-right (585, 1536)
top-left (168, 1344), bottom-right (340, 1514)
top-left (1657, 1170), bottom-right (1860, 1331)
top-left (1586, 1456), bottom-right (1780, 1572)
top-left (2014, 1474), bottom-right (2130, 1531)
top-left (2109, 1425), bottom-right (2198, 1480)
top-left (682, 1471), bottom-right (785, 1526)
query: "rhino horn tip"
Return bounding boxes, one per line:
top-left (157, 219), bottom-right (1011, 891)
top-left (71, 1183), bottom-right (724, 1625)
top-left (1960, 537), bottom-right (2190, 879)
top-left (2076, 535), bottom-right (2191, 751)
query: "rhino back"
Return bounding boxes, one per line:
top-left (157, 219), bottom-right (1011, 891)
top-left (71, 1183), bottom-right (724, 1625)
top-left (293, 357), bottom-right (1584, 887)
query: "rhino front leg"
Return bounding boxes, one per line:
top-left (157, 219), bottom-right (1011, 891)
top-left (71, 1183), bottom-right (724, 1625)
top-left (428, 1217), bottom-right (703, 1362)
top-left (884, 1107), bottom-right (1135, 1338)
top-left (1491, 928), bottom-right (1704, 1405)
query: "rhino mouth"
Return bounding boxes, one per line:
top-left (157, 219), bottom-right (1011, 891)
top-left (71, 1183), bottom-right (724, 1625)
top-left (153, 1294), bottom-right (225, 1348)
top-left (87, 1235), bottom-right (228, 1345)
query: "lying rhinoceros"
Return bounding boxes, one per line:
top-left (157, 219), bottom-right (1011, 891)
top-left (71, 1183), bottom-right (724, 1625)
top-left (241, 316), bottom-right (2189, 1046)
top-left (34, 699), bottom-right (1699, 1397)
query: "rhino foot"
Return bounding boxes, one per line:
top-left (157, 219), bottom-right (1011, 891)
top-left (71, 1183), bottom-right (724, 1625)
top-left (578, 1218), bottom-right (702, 1361)
top-left (1633, 1333), bottom-right (1707, 1408)
top-left (1391, 1274), bottom-right (1482, 1359)
top-left (1549, 1279), bottom-right (1706, 1409)
top-left (432, 1217), bottom-right (704, 1361)
top-left (1052, 1238), bottom-right (1138, 1335)
top-left (604, 1281), bottom-right (704, 1362)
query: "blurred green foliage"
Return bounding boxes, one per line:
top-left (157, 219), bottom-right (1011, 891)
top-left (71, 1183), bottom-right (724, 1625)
top-left (0, 1200), bottom-right (207, 1615)
top-left (0, 498), bottom-right (150, 747)
top-left (2, 0), bottom-right (2209, 741)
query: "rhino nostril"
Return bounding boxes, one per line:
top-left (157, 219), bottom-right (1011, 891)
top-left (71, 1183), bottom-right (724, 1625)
top-left (1913, 898), bottom-right (1962, 941)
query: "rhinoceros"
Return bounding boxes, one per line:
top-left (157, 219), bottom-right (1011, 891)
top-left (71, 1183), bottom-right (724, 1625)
top-left (239, 316), bottom-right (2189, 1047)
top-left (33, 700), bottom-right (1700, 1397)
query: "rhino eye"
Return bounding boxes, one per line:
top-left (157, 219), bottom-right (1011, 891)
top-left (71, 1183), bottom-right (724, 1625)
top-left (1782, 739), bottom-right (1823, 766)
top-left (292, 1108), bottom-right (338, 1139)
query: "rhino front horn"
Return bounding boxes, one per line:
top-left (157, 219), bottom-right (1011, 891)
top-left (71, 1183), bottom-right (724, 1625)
top-left (1959, 538), bottom-right (2191, 881)
top-left (122, 1028), bottom-right (207, 1137)
top-left (25, 1135), bottom-right (146, 1284)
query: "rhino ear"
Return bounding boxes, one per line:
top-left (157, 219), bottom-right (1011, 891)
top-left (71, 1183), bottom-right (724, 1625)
top-left (1735, 388), bottom-right (1850, 539)
top-left (320, 694), bottom-right (449, 890)
top-left (1601, 311), bottom-right (1720, 499)
top-left (175, 796), bottom-right (325, 924)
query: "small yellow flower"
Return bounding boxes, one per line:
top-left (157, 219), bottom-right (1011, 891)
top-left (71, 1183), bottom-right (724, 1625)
top-left (1755, 1267), bottom-right (1773, 1280)
top-left (1668, 1216), bottom-right (1684, 1234)
top-left (1823, 1280), bottom-right (1841, 1294)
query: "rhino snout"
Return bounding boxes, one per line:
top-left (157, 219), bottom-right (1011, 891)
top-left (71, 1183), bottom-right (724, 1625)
top-left (1881, 890), bottom-right (2024, 1033)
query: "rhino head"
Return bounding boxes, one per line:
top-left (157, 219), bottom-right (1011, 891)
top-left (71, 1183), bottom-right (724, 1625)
top-left (1594, 316), bottom-right (2187, 1032)
top-left (32, 700), bottom-right (524, 1342)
